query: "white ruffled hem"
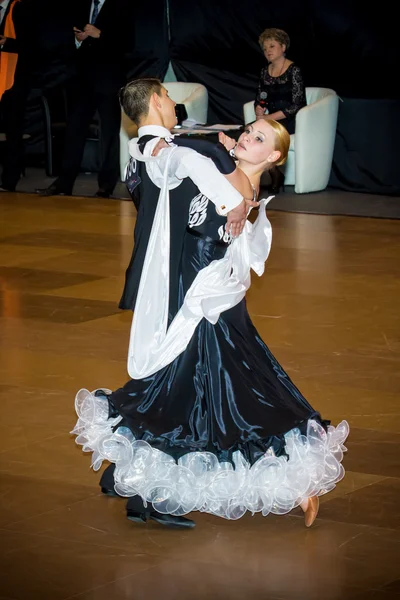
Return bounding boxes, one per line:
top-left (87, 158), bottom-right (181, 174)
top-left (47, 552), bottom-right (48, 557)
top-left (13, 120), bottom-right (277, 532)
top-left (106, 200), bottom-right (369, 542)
top-left (72, 388), bottom-right (349, 520)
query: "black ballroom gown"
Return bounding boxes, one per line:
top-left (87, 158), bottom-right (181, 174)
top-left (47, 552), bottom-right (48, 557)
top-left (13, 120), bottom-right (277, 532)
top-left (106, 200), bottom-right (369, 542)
top-left (72, 137), bottom-right (349, 520)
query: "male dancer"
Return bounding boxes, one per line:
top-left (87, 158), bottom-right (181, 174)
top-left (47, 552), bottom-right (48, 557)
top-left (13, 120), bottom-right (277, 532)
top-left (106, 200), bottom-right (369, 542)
top-left (100, 78), bottom-right (255, 528)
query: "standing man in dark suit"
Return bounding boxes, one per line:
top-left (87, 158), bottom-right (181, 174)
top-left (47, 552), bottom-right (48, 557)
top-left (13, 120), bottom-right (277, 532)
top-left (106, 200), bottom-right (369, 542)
top-left (36, 0), bottom-right (129, 198)
top-left (0, 0), bottom-right (34, 192)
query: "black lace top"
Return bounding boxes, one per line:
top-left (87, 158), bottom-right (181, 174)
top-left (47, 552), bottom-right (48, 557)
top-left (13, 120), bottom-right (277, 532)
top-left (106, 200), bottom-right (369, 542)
top-left (255, 63), bottom-right (306, 134)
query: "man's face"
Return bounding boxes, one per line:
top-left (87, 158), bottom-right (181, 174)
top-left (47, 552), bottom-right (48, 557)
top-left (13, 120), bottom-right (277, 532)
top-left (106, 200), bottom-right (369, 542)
top-left (159, 87), bottom-right (177, 130)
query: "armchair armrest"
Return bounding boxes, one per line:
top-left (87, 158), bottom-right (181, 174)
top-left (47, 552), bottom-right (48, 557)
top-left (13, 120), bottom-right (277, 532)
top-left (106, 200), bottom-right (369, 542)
top-left (243, 101), bottom-right (256, 125)
top-left (294, 93), bottom-right (339, 193)
top-left (182, 85), bottom-right (208, 124)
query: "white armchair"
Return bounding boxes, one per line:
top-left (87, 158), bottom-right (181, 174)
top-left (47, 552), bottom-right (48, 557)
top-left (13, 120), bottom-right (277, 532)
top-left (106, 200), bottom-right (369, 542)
top-left (163, 81), bottom-right (208, 125)
top-left (243, 87), bottom-right (339, 193)
top-left (119, 81), bottom-right (209, 181)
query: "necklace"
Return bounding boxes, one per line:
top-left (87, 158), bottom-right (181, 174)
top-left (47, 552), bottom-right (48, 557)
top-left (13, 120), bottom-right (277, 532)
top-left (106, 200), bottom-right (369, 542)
top-left (269, 59), bottom-right (286, 78)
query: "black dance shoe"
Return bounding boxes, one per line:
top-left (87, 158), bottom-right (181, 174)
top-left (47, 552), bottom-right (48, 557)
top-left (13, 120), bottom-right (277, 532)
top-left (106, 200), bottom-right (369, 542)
top-left (94, 189), bottom-right (111, 199)
top-left (127, 509), bottom-right (196, 529)
top-left (35, 183), bottom-right (72, 196)
top-left (101, 487), bottom-right (120, 498)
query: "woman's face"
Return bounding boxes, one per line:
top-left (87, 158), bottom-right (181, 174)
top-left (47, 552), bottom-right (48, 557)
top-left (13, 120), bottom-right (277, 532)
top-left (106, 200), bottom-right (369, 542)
top-left (234, 120), bottom-right (280, 167)
top-left (263, 38), bottom-right (286, 62)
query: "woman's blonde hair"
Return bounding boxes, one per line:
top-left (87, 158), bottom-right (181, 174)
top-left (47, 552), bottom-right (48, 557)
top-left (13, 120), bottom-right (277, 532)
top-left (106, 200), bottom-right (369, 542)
top-left (266, 119), bottom-right (291, 167)
top-left (258, 28), bottom-right (290, 52)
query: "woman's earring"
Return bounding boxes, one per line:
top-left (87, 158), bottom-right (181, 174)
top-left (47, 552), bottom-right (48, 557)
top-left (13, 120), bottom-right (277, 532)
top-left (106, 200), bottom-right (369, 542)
top-left (229, 146), bottom-right (237, 158)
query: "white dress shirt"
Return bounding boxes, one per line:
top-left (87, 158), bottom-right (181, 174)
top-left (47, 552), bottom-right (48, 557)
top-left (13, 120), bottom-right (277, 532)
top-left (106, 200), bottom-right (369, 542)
top-left (135, 125), bottom-right (242, 215)
top-left (89, 0), bottom-right (106, 24)
top-left (0, 0), bottom-right (11, 28)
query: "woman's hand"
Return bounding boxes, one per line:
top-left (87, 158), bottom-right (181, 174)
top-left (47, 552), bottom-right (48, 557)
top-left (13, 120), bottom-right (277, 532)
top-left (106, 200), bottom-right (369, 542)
top-left (151, 139), bottom-right (170, 156)
top-left (255, 106), bottom-right (265, 119)
top-left (218, 132), bottom-right (236, 152)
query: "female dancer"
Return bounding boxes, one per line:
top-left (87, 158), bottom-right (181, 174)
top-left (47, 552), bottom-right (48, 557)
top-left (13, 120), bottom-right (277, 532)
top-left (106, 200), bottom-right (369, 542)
top-left (72, 116), bottom-right (348, 529)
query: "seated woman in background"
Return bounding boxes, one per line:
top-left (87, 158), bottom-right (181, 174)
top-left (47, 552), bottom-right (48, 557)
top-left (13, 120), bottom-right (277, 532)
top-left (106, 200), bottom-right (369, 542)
top-left (254, 28), bottom-right (306, 192)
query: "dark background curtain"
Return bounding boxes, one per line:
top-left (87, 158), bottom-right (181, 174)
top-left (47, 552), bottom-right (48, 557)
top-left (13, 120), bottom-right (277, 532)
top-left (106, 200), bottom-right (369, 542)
top-left (169, 0), bottom-right (400, 195)
top-left (18, 0), bottom-right (400, 195)
top-left (29, 0), bottom-right (169, 86)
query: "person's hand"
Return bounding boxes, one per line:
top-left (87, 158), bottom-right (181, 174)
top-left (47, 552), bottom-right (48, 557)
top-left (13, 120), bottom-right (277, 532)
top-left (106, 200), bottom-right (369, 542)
top-left (218, 132), bottom-right (236, 152)
top-left (84, 24), bottom-right (101, 39)
top-left (255, 106), bottom-right (265, 119)
top-left (151, 139), bottom-right (170, 156)
top-left (226, 200), bottom-right (247, 237)
top-left (0, 35), bottom-right (7, 46)
top-left (226, 196), bottom-right (258, 237)
top-left (226, 196), bottom-right (261, 236)
top-left (73, 27), bottom-right (89, 42)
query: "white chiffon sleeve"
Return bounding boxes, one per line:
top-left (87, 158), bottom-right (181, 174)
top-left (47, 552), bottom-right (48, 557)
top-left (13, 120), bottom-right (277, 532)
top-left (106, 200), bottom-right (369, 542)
top-left (126, 141), bottom-right (275, 379)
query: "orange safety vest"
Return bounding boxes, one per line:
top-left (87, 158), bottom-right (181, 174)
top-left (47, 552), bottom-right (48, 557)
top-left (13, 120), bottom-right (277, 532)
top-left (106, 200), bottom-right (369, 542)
top-left (0, 0), bottom-right (20, 100)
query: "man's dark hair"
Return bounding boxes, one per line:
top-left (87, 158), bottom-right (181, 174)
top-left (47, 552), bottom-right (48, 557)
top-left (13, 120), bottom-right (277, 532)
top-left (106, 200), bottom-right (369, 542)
top-left (119, 78), bottom-right (163, 125)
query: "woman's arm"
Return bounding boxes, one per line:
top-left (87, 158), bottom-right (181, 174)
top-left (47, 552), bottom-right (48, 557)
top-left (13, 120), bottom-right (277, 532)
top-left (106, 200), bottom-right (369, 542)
top-left (281, 65), bottom-right (306, 117)
top-left (263, 110), bottom-right (286, 121)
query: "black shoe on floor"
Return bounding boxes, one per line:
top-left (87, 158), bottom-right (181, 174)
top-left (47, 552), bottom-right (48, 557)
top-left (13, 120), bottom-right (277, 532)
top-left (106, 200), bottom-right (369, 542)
top-left (35, 183), bottom-right (72, 196)
top-left (149, 512), bottom-right (196, 529)
top-left (126, 510), bottom-right (148, 524)
top-left (127, 509), bottom-right (196, 529)
top-left (94, 189), bottom-right (111, 199)
top-left (0, 185), bottom-right (15, 192)
top-left (101, 487), bottom-right (120, 498)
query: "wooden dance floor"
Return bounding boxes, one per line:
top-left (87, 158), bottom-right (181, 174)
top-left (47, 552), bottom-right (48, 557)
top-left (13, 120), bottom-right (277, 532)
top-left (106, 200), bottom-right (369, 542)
top-left (0, 192), bottom-right (399, 600)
